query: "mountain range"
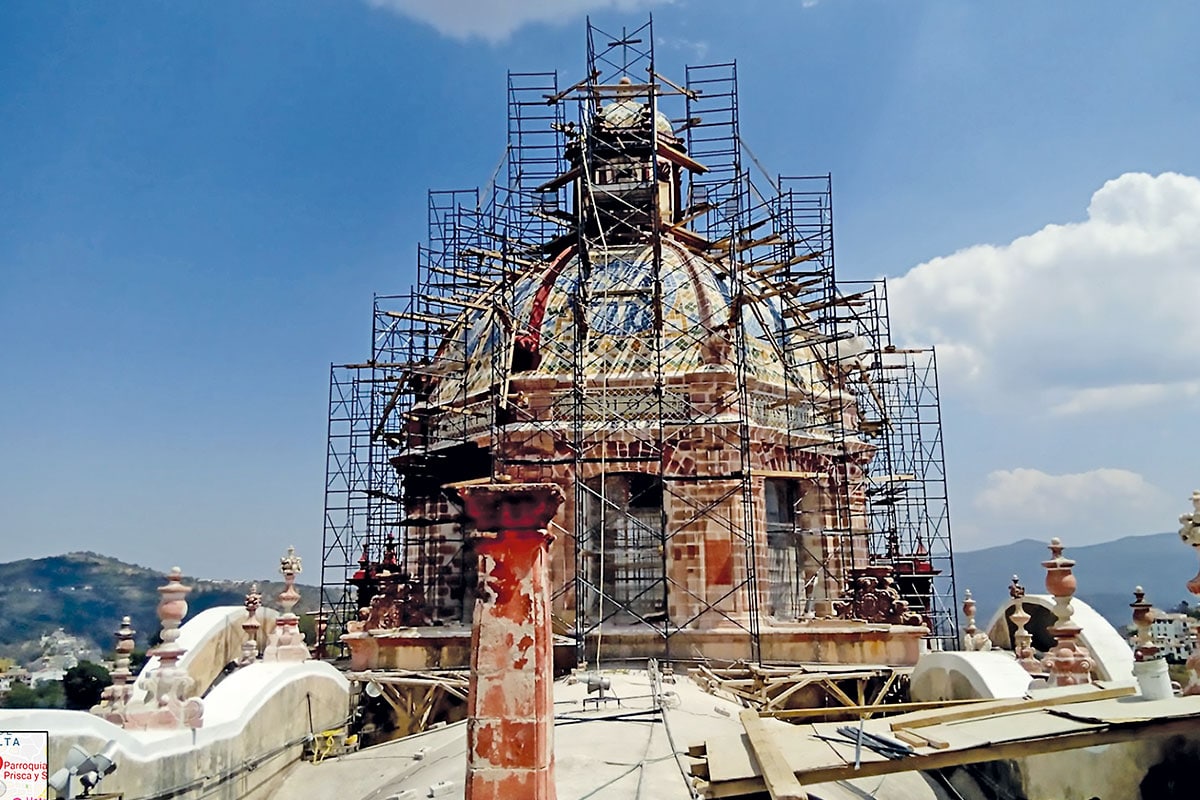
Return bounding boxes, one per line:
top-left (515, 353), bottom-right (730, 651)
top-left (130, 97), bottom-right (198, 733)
top-left (953, 531), bottom-right (1195, 629)
top-left (0, 552), bottom-right (319, 661)
top-left (2, 534), bottom-right (1191, 661)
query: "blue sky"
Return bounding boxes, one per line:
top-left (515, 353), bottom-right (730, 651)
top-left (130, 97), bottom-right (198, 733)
top-left (2, 1), bottom-right (1198, 579)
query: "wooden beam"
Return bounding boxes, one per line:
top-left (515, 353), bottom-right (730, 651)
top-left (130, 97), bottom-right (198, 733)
top-left (657, 141), bottom-right (709, 173)
top-left (670, 202), bottom-right (715, 228)
top-left (739, 710), bottom-right (809, 800)
top-left (761, 699), bottom-right (986, 721)
top-left (543, 70), bottom-right (599, 105)
top-left (461, 246), bottom-right (537, 267)
top-left (648, 68), bottom-right (699, 100)
top-left (749, 251), bottom-right (825, 278)
top-left (749, 468), bottom-right (827, 480)
top-left (537, 165), bottom-right (583, 193)
top-left (892, 728), bottom-right (950, 750)
top-left (799, 715), bottom-right (1200, 786)
top-left (888, 684), bottom-right (1136, 731)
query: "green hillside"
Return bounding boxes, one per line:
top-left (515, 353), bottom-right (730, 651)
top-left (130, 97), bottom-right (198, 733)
top-left (0, 552), bottom-right (320, 657)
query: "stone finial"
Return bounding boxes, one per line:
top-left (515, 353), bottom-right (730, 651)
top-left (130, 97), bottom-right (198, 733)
top-left (240, 583), bottom-right (262, 665)
top-left (1009, 575), bottom-right (1039, 673)
top-left (278, 546), bottom-right (303, 614)
top-left (1178, 491), bottom-right (1200, 695)
top-left (92, 615), bottom-right (137, 723)
top-left (1180, 490), bottom-right (1200, 594)
top-left (157, 566), bottom-right (191, 659)
top-left (263, 546), bottom-right (309, 662)
top-left (1130, 586), bottom-right (1175, 700)
top-left (1130, 586), bottom-right (1158, 661)
top-left (1042, 538), bottom-right (1092, 686)
top-left (112, 615), bottom-right (136, 692)
top-left (961, 589), bottom-right (991, 651)
top-left (123, 568), bottom-right (204, 730)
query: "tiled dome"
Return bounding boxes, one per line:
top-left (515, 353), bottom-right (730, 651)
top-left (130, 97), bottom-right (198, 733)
top-left (430, 237), bottom-right (817, 407)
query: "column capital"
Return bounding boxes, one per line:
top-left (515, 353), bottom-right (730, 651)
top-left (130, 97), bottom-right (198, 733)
top-left (458, 482), bottom-right (564, 535)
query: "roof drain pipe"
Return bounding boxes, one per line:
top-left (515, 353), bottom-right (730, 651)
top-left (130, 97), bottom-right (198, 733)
top-left (458, 482), bottom-right (565, 800)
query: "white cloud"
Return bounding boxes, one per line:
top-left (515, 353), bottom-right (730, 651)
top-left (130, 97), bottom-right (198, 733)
top-left (657, 35), bottom-right (709, 59)
top-left (888, 172), bottom-right (1200, 414)
top-left (366, 0), bottom-right (671, 43)
top-left (965, 467), bottom-right (1171, 548)
top-left (976, 467), bottom-right (1162, 521)
top-left (1047, 380), bottom-right (1200, 416)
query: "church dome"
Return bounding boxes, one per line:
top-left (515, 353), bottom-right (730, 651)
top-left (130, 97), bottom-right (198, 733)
top-left (429, 237), bottom-right (818, 409)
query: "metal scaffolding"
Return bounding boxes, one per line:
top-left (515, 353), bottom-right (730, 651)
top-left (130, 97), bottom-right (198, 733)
top-left (321, 17), bottom-right (959, 659)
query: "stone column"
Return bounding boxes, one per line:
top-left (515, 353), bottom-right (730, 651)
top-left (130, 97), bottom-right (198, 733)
top-left (459, 482), bottom-right (564, 800)
top-left (1042, 538), bottom-right (1092, 686)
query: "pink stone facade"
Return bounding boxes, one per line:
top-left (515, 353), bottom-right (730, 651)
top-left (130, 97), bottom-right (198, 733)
top-left (384, 361), bottom-right (928, 665)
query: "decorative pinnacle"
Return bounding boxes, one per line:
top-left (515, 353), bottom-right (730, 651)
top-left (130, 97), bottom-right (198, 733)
top-left (155, 566), bottom-right (192, 655)
top-left (244, 583), bottom-right (262, 616)
top-left (1044, 537), bottom-right (1074, 569)
top-left (1130, 585), bottom-right (1159, 662)
top-left (112, 615), bottom-right (136, 683)
top-left (279, 545), bottom-right (303, 577)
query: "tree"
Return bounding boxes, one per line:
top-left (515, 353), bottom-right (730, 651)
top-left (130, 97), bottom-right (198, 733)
top-left (2, 680), bottom-right (63, 709)
top-left (63, 660), bottom-right (111, 710)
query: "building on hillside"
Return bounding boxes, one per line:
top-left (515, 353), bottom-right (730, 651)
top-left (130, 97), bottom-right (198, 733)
top-left (29, 627), bottom-right (98, 679)
top-left (321, 18), bottom-right (957, 671)
top-left (0, 666), bottom-right (31, 696)
top-left (1143, 610), bottom-right (1195, 662)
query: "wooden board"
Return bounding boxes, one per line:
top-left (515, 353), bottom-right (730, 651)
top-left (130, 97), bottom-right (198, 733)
top-left (740, 710), bottom-right (808, 800)
top-left (887, 683), bottom-right (1136, 730)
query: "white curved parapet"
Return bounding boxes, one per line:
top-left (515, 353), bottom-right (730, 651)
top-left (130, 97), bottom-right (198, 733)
top-left (984, 594), bottom-right (1135, 684)
top-left (134, 604), bottom-right (280, 701)
top-left (0, 614), bottom-right (347, 800)
top-left (911, 650), bottom-right (1037, 702)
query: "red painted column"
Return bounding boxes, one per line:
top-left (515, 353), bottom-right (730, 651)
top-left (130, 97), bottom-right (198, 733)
top-left (459, 482), bottom-right (564, 800)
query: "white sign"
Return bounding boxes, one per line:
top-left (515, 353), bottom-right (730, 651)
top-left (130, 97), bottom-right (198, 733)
top-left (0, 731), bottom-right (48, 800)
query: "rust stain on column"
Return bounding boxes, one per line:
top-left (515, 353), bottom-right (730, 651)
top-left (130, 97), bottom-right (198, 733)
top-left (459, 482), bottom-right (564, 800)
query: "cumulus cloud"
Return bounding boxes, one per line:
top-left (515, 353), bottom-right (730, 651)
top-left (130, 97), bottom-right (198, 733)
top-left (966, 467), bottom-right (1170, 547)
top-left (889, 172), bottom-right (1200, 414)
top-left (977, 467), bottom-right (1162, 520)
top-left (366, 0), bottom-right (671, 43)
top-left (657, 35), bottom-right (709, 59)
top-left (1047, 380), bottom-right (1200, 416)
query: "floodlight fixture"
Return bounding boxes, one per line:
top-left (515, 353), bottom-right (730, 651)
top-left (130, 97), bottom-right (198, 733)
top-left (50, 740), bottom-right (120, 799)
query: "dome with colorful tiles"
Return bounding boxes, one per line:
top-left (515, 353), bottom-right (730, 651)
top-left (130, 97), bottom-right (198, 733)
top-left (427, 236), bottom-right (827, 410)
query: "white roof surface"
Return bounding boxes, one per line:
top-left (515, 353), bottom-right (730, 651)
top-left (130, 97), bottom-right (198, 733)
top-left (272, 667), bottom-right (948, 800)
